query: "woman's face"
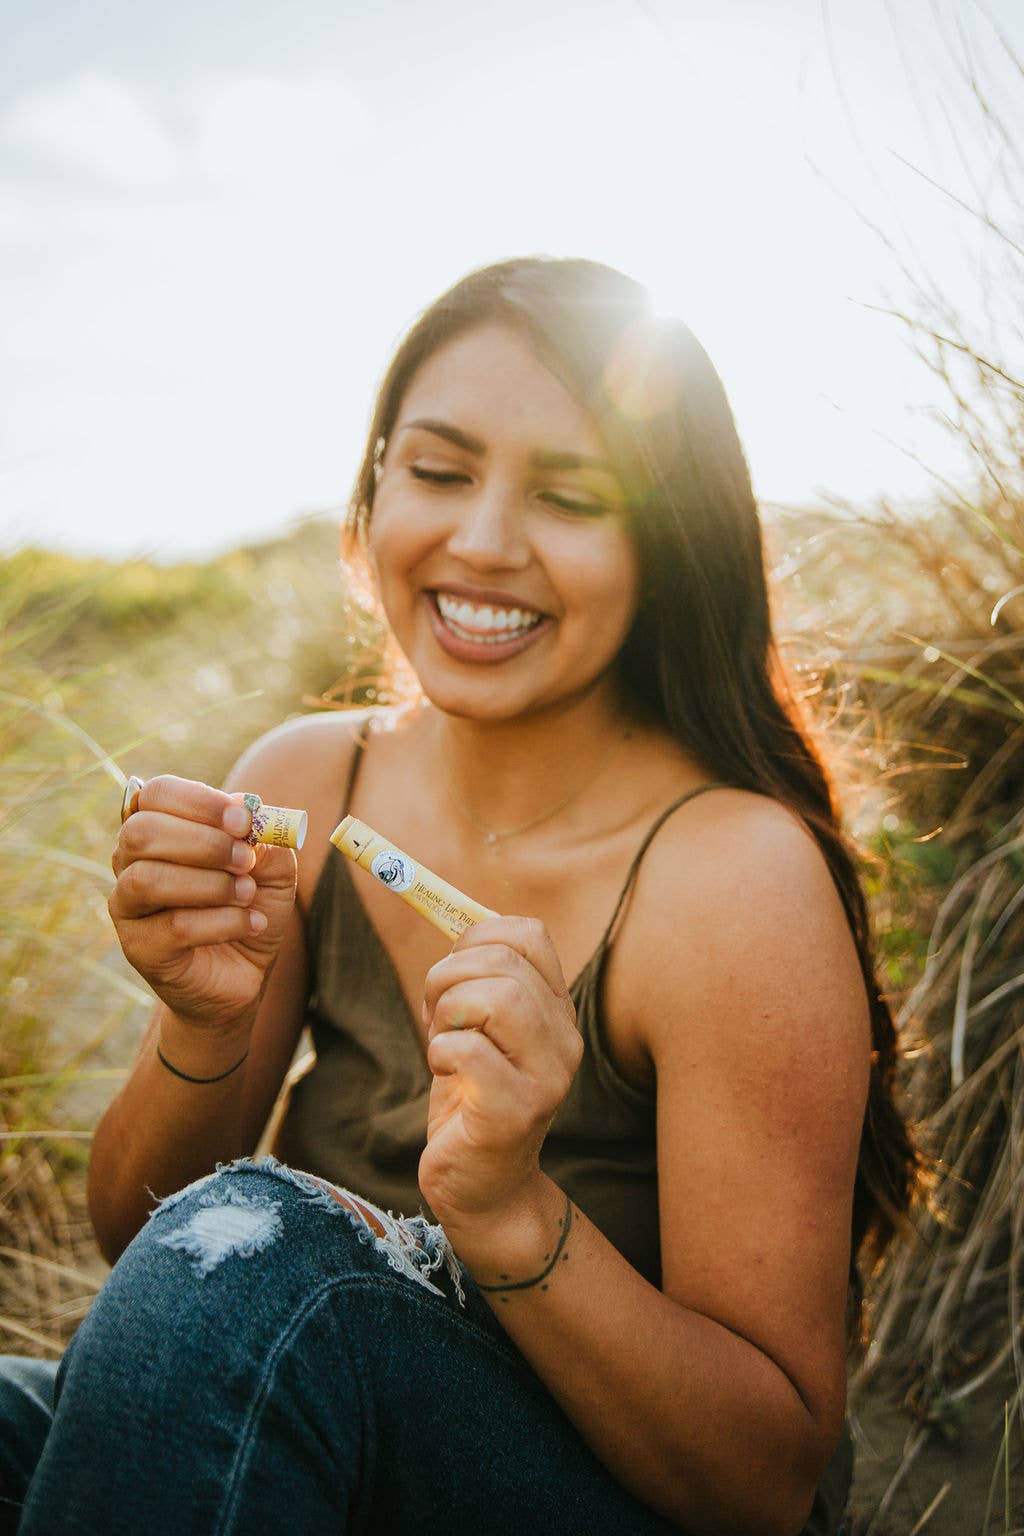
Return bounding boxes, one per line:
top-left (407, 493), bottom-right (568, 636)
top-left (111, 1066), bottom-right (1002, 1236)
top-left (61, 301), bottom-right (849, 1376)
top-left (368, 322), bottom-right (640, 724)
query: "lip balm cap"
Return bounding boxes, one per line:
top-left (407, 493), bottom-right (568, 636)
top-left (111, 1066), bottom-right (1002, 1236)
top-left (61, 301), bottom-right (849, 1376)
top-left (330, 815), bottom-right (376, 860)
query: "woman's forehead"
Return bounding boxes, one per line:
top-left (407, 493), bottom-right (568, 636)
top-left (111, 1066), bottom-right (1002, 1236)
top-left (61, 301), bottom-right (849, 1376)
top-left (394, 322), bottom-right (609, 459)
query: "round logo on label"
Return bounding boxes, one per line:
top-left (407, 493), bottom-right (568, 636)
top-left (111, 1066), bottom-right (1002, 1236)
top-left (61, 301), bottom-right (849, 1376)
top-left (370, 848), bottom-right (416, 893)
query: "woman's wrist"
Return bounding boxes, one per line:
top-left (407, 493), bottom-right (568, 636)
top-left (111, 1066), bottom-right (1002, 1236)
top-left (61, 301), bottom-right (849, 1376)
top-left (154, 1006), bottom-right (255, 1084)
top-left (442, 1173), bottom-right (573, 1294)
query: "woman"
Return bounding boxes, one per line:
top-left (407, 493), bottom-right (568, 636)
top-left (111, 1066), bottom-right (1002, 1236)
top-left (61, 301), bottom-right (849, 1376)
top-left (8, 257), bottom-right (918, 1535)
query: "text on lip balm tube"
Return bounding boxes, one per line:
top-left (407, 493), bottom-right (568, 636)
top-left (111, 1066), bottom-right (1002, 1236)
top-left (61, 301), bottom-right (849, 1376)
top-left (329, 815), bottom-right (498, 941)
top-left (245, 802), bottom-right (307, 850)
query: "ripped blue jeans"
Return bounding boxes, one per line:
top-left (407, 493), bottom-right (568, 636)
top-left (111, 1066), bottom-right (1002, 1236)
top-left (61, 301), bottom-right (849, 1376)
top-left (12, 1158), bottom-right (684, 1536)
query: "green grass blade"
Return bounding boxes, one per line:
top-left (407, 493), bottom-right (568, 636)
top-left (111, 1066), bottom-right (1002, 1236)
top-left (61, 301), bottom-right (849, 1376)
top-left (851, 665), bottom-right (1023, 722)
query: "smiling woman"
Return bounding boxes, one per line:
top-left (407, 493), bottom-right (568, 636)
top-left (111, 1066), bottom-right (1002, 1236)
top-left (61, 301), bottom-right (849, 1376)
top-left (3, 256), bottom-right (922, 1536)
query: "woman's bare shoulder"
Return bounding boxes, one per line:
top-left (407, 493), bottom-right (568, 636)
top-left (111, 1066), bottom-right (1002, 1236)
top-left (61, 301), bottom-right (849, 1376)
top-left (224, 706), bottom-right (389, 803)
top-left (617, 785), bottom-right (865, 1057)
top-left (639, 785), bottom-right (831, 905)
top-left (224, 706), bottom-right (417, 909)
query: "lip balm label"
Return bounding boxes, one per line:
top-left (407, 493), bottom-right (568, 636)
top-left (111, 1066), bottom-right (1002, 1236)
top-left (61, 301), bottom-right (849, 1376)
top-left (370, 848), bottom-right (416, 892)
top-left (330, 814), bottom-right (498, 941)
top-left (247, 804), bottom-right (308, 850)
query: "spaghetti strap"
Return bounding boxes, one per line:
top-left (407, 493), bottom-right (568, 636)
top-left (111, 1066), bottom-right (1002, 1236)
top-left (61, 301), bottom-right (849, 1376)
top-left (340, 718), bottom-right (370, 816)
top-left (597, 782), bottom-right (736, 954)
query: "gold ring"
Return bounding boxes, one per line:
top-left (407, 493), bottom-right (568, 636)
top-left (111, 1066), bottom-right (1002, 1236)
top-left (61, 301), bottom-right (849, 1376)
top-left (120, 776), bottom-right (145, 823)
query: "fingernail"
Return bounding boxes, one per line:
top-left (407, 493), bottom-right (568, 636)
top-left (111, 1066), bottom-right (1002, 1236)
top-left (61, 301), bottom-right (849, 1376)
top-left (223, 805), bottom-right (250, 836)
top-left (249, 910), bottom-right (268, 934)
top-left (231, 841), bottom-right (254, 871)
top-left (235, 876), bottom-right (256, 903)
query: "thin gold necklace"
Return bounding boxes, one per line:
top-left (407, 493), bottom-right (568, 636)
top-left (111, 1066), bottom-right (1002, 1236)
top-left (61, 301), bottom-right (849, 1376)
top-left (441, 729), bottom-right (632, 849)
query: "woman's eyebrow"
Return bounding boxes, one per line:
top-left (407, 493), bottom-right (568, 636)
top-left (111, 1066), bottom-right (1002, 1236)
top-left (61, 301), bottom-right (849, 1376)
top-left (397, 417), bottom-right (618, 477)
top-left (399, 417), bottom-right (484, 454)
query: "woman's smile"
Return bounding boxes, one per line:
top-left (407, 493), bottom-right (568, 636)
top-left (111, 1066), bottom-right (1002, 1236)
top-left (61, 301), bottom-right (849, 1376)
top-left (425, 587), bottom-right (553, 663)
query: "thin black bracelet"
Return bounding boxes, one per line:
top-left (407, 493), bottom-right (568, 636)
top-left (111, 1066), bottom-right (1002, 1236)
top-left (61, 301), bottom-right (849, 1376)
top-left (156, 1043), bottom-right (249, 1085)
top-left (476, 1194), bottom-right (574, 1293)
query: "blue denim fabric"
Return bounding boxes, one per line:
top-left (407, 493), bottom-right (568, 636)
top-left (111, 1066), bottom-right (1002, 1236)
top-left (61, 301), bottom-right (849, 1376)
top-left (0, 1356), bottom-right (58, 1536)
top-left (15, 1159), bottom-right (686, 1536)
top-left (6, 1158), bottom-right (851, 1534)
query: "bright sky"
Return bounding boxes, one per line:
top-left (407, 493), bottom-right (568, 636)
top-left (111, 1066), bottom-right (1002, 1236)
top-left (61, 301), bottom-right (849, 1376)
top-left (2, 0), bottom-right (1021, 560)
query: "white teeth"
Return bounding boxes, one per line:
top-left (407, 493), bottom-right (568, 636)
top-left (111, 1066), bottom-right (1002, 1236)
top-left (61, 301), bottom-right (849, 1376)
top-left (435, 593), bottom-right (542, 644)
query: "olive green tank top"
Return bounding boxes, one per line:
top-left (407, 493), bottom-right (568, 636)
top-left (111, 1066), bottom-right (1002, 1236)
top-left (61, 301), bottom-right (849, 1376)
top-left (276, 750), bottom-right (731, 1277)
top-left (274, 749), bottom-right (852, 1533)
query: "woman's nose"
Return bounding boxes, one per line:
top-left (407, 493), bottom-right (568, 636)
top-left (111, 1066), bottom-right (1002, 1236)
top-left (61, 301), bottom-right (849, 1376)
top-left (446, 482), bottom-right (530, 569)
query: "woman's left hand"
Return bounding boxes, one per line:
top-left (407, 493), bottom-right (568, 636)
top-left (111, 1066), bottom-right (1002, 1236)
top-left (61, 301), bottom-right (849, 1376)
top-left (418, 915), bottom-right (582, 1237)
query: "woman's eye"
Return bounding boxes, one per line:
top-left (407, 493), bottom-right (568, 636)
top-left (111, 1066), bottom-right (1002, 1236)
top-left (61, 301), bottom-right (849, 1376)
top-left (406, 467), bottom-right (611, 518)
top-left (543, 493), bottom-right (611, 519)
top-left (408, 466), bottom-right (468, 486)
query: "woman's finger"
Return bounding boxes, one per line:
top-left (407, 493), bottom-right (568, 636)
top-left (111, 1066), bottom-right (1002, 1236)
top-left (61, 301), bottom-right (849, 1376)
top-left (426, 1026), bottom-right (524, 1103)
top-left (423, 942), bottom-right (553, 1022)
top-left (429, 976), bottom-right (570, 1074)
top-left (109, 861), bottom-right (256, 921)
top-left (424, 941), bottom-right (578, 1072)
top-left (452, 915), bottom-right (570, 1000)
top-left (130, 774), bottom-right (252, 835)
top-left (114, 811), bottom-right (255, 878)
top-left (117, 905), bottom-right (268, 969)
top-left (425, 1029), bottom-right (568, 1164)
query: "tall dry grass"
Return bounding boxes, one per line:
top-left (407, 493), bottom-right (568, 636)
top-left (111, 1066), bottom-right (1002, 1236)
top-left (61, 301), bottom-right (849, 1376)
top-left (769, 18), bottom-right (1024, 1526)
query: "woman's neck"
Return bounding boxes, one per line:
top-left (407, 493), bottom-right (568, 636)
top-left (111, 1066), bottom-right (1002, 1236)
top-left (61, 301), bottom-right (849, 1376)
top-left (426, 689), bottom-right (636, 844)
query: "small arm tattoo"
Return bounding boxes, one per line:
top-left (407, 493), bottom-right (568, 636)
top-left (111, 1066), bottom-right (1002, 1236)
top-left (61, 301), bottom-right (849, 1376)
top-left (476, 1193), bottom-right (574, 1296)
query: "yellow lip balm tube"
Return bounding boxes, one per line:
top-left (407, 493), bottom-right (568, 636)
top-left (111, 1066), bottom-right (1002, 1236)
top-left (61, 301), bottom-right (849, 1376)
top-left (330, 815), bottom-right (498, 940)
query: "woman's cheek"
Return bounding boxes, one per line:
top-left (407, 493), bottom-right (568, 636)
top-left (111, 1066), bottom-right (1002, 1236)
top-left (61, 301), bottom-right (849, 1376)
top-left (367, 516), bottom-right (412, 615)
top-left (370, 495), bottom-right (439, 587)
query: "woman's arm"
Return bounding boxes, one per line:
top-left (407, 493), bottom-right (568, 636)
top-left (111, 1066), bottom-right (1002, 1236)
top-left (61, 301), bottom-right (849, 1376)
top-left (87, 903), bottom-right (308, 1264)
top-left (88, 715), bottom-right (360, 1263)
top-left (421, 794), bottom-right (869, 1536)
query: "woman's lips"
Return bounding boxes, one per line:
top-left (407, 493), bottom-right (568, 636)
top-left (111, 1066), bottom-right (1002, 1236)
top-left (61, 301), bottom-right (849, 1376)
top-left (424, 592), bottom-right (553, 664)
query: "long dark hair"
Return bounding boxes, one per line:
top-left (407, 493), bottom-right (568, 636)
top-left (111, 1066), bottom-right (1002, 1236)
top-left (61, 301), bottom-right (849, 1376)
top-left (346, 255), bottom-right (923, 1342)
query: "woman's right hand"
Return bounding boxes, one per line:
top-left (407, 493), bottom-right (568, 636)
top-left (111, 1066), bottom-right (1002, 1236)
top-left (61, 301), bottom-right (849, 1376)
top-left (108, 774), bottom-right (298, 1032)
